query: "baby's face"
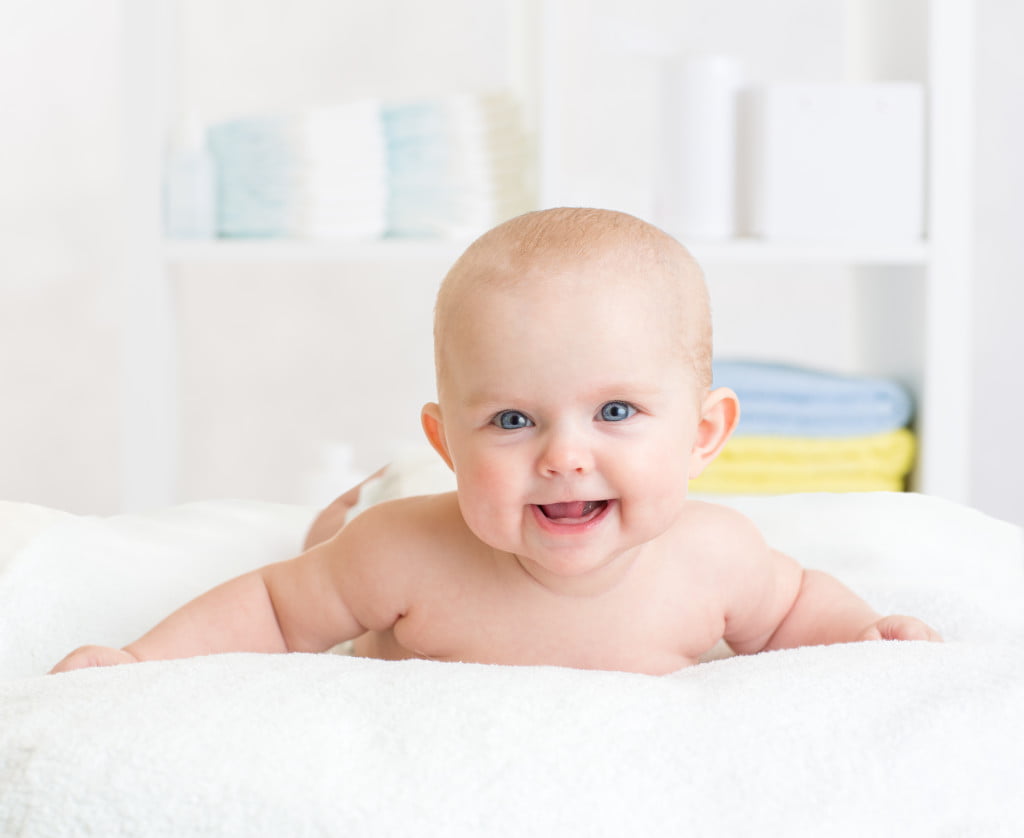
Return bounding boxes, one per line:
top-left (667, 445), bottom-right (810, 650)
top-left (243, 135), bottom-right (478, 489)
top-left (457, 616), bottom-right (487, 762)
top-left (433, 262), bottom-right (707, 582)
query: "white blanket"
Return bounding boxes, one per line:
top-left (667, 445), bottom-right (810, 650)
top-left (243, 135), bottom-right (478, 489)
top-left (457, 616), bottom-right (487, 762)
top-left (2, 468), bottom-right (1023, 836)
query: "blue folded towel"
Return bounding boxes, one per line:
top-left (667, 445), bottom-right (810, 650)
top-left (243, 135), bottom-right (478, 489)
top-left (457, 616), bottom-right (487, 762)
top-left (208, 117), bottom-right (294, 238)
top-left (713, 360), bottom-right (914, 437)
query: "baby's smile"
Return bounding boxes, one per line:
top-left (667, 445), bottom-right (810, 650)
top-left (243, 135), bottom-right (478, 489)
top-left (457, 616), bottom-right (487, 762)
top-left (539, 500), bottom-right (605, 520)
top-left (533, 499), bottom-right (611, 528)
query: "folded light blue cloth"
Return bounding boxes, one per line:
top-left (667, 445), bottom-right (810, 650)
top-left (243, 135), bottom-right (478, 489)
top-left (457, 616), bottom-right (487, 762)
top-left (208, 117), bottom-right (294, 238)
top-left (713, 360), bottom-right (914, 437)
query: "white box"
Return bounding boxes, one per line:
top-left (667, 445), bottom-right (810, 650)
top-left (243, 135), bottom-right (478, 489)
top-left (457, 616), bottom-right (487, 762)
top-left (743, 83), bottom-right (925, 241)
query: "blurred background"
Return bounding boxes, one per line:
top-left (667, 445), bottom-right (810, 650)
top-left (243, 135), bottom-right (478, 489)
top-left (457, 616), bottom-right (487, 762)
top-left (1, 0), bottom-right (1021, 526)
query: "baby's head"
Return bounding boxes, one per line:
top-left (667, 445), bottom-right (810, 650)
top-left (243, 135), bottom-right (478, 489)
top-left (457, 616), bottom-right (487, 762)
top-left (420, 208), bottom-right (738, 580)
top-left (432, 207), bottom-right (713, 403)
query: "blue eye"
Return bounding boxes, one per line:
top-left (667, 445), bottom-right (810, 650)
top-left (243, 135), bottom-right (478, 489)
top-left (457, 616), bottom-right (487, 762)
top-left (493, 410), bottom-right (533, 430)
top-left (599, 401), bottom-right (636, 422)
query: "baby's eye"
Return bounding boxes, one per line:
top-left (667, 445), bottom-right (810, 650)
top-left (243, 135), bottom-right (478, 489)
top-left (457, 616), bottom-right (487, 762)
top-left (493, 410), bottom-right (533, 430)
top-left (598, 401), bottom-right (637, 422)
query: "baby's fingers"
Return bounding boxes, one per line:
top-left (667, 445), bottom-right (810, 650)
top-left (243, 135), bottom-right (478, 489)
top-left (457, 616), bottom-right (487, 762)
top-left (865, 615), bottom-right (943, 643)
top-left (50, 645), bottom-right (138, 674)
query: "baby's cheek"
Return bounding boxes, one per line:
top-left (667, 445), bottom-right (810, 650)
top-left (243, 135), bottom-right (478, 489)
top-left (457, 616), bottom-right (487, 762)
top-left (455, 467), bottom-right (519, 538)
top-left (628, 471), bottom-right (689, 530)
top-left (471, 447), bottom-right (529, 495)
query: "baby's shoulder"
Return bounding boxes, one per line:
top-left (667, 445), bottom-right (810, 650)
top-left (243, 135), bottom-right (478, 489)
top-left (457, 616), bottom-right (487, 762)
top-left (313, 492), bottom-right (475, 628)
top-left (330, 491), bottom-right (479, 568)
top-left (340, 491), bottom-right (464, 542)
top-left (670, 499), bottom-right (771, 562)
top-left (677, 498), bottom-right (761, 533)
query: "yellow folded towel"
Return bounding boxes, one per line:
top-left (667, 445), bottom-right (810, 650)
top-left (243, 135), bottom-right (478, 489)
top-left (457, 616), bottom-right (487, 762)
top-left (690, 429), bottom-right (916, 494)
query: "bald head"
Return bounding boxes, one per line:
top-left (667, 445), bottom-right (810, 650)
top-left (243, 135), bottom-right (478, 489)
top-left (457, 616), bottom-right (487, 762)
top-left (433, 208), bottom-right (713, 398)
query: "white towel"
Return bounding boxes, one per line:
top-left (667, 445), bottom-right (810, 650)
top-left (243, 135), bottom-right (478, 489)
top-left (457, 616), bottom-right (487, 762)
top-left (2, 643), bottom-right (1023, 836)
top-left (0, 500), bottom-right (312, 680)
top-left (2, 466), bottom-right (1023, 835)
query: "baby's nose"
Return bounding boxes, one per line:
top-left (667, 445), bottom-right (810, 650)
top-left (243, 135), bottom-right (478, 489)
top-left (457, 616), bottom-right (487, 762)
top-left (537, 426), bottom-right (594, 477)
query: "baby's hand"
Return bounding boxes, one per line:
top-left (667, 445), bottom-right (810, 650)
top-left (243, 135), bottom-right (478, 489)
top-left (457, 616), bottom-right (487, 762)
top-left (50, 645), bottom-right (139, 674)
top-left (858, 615), bottom-right (943, 643)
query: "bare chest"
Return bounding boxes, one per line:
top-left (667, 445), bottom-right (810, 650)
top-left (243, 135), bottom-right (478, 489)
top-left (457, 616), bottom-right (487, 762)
top-left (361, 561), bottom-right (724, 675)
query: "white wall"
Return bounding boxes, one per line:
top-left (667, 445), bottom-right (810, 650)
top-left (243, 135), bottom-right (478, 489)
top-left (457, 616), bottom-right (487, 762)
top-left (969, 0), bottom-right (1024, 525)
top-left (1, 0), bottom-right (1021, 524)
top-left (0, 1), bottom-right (122, 512)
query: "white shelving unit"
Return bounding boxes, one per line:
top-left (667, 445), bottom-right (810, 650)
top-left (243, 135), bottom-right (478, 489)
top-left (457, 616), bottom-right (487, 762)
top-left (535, 0), bottom-right (973, 502)
top-left (118, 0), bottom-right (973, 511)
top-left (162, 236), bottom-right (930, 268)
top-left (162, 238), bottom-right (476, 266)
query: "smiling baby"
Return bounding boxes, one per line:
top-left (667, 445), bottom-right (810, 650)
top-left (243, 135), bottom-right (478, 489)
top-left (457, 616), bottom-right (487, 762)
top-left (52, 207), bottom-right (939, 676)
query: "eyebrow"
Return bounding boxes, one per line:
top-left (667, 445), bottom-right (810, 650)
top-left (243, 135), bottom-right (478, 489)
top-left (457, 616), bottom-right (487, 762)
top-left (461, 383), bottom-right (666, 410)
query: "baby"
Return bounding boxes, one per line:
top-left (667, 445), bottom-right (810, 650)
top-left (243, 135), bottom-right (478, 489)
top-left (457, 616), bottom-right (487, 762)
top-left (52, 208), bottom-right (940, 676)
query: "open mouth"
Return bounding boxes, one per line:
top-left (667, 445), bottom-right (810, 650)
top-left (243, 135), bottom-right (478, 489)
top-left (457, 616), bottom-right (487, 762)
top-left (536, 500), bottom-right (609, 524)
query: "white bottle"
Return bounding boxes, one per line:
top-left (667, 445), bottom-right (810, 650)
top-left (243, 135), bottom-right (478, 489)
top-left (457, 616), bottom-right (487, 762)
top-left (660, 55), bottom-right (744, 240)
top-left (164, 113), bottom-right (217, 239)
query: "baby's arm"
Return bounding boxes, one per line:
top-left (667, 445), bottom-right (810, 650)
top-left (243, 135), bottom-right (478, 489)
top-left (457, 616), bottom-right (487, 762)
top-left (735, 559), bottom-right (940, 653)
top-left (716, 510), bottom-right (941, 655)
top-left (51, 569), bottom-right (306, 672)
top-left (51, 505), bottom-right (406, 674)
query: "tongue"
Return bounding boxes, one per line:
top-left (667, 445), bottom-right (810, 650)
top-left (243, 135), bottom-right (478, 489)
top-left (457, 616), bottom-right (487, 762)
top-left (541, 501), bottom-right (598, 520)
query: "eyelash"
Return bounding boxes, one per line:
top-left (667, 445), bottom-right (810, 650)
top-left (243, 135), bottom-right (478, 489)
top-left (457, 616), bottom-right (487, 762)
top-left (492, 410), bottom-right (533, 430)
top-left (490, 401), bottom-right (638, 430)
top-left (599, 401), bottom-right (637, 422)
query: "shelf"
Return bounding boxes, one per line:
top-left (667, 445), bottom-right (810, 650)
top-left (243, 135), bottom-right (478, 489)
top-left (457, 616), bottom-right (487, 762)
top-left (163, 236), bottom-right (930, 267)
top-left (162, 237), bottom-right (475, 265)
top-left (687, 238), bottom-right (930, 266)
top-left (122, 1), bottom-right (972, 511)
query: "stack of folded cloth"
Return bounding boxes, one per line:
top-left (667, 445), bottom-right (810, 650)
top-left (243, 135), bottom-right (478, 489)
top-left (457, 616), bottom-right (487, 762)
top-left (690, 360), bottom-right (916, 494)
top-left (208, 102), bottom-right (388, 239)
top-left (208, 115), bottom-right (295, 238)
top-left (382, 92), bottom-right (531, 237)
top-left (291, 101), bottom-right (388, 239)
top-left (203, 93), bottom-right (529, 241)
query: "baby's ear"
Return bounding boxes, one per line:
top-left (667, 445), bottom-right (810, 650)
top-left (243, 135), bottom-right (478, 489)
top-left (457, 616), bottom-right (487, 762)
top-left (688, 387), bottom-right (740, 478)
top-left (421, 403), bottom-right (455, 471)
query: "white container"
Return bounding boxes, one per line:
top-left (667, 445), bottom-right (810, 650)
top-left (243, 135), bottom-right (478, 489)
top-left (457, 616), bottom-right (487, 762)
top-left (164, 114), bottom-right (217, 239)
top-left (743, 83), bottom-right (924, 241)
top-left (660, 55), bottom-right (744, 240)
